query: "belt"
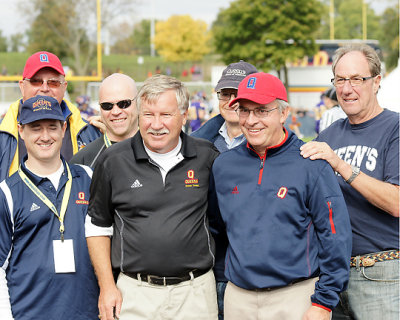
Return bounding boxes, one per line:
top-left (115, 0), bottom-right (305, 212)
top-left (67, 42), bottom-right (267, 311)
top-left (350, 249), bottom-right (399, 268)
top-left (252, 277), bottom-right (309, 292)
top-left (124, 269), bottom-right (208, 286)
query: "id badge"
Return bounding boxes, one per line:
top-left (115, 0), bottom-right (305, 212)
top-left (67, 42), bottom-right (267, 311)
top-left (53, 239), bottom-right (76, 273)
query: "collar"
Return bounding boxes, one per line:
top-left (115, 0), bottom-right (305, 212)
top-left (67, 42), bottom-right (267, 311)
top-left (20, 155), bottom-right (74, 185)
top-left (246, 127), bottom-right (292, 158)
top-left (132, 131), bottom-right (197, 160)
top-left (60, 100), bottom-right (72, 119)
top-left (219, 122), bottom-right (244, 139)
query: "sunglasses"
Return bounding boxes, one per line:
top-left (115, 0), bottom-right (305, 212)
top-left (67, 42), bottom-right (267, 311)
top-left (24, 78), bottom-right (65, 88)
top-left (99, 99), bottom-right (134, 111)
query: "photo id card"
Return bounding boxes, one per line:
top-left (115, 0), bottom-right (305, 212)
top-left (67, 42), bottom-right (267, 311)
top-left (53, 239), bottom-right (76, 273)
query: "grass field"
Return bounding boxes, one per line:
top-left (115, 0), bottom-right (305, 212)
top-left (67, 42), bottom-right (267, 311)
top-left (0, 52), bottom-right (224, 81)
top-left (0, 52), bottom-right (224, 100)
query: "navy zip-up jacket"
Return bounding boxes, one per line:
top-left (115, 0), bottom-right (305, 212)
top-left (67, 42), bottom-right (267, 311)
top-left (209, 129), bottom-right (352, 311)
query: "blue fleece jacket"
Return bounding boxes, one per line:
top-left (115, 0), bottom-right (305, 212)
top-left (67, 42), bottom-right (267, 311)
top-left (209, 129), bottom-right (352, 311)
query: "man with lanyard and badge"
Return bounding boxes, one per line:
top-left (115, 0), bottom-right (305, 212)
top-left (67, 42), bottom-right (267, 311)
top-left (0, 95), bottom-right (99, 319)
top-left (71, 73), bottom-right (138, 167)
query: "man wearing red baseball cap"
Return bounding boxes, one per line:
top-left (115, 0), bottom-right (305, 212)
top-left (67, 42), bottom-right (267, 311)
top-left (209, 72), bottom-right (352, 319)
top-left (0, 51), bottom-right (101, 181)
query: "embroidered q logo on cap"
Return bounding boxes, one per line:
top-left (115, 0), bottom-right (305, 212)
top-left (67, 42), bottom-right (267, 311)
top-left (229, 72), bottom-right (288, 107)
top-left (39, 53), bottom-right (49, 62)
top-left (22, 51), bottom-right (65, 79)
top-left (247, 77), bottom-right (257, 89)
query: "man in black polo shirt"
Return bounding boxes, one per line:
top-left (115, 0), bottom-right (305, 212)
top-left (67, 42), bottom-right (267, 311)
top-left (86, 74), bottom-right (219, 320)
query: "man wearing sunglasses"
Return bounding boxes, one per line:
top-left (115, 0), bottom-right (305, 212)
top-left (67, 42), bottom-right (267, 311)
top-left (71, 73), bottom-right (138, 168)
top-left (209, 72), bottom-right (352, 320)
top-left (0, 51), bottom-right (101, 181)
top-left (301, 44), bottom-right (399, 319)
top-left (191, 60), bottom-right (257, 320)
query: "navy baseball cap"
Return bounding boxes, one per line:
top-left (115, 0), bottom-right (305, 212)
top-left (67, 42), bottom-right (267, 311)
top-left (19, 95), bottom-right (65, 125)
top-left (215, 60), bottom-right (258, 91)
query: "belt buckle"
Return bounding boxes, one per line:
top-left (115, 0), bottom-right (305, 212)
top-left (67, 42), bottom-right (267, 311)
top-left (147, 275), bottom-right (167, 286)
top-left (361, 257), bottom-right (375, 267)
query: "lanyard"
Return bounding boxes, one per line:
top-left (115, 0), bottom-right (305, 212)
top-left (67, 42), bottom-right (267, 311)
top-left (18, 163), bottom-right (72, 241)
top-left (103, 133), bottom-right (112, 148)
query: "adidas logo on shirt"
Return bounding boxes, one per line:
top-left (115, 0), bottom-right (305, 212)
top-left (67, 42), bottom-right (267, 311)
top-left (231, 186), bottom-right (239, 194)
top-left (131, 179), bottom-right (143, 188)
top-left (30, 203), bottom-right (41, 212)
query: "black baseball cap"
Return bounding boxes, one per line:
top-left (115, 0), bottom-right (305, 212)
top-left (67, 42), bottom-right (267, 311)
top-left (215, 60), bottom-right (258, 91)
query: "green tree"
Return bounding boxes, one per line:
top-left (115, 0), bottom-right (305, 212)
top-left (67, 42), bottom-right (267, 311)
top-left (111, 19), bottom-right (152, 55)
top-left (317, 0), bottom-right (382, 40)
top-left (9, 33), bottom-right (25, 52)
top-left (212, 0), bottom-right (322, 89)
top-left (0, 30), bottom-right (8, 52)
top-left (154, 15), bottom-right (211, 62)
top-left (26, 0), bottom-right (73, 59)
top-left (20, 0), bottom-right (137, 83)
top-left (379, 5), bottom-right (399, 71)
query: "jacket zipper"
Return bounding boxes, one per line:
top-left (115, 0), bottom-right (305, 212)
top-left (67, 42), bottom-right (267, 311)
top-left (258, 153), bottom-right (266, 185)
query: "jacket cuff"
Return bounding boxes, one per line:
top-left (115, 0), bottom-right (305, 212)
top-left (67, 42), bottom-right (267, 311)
top-left (312, 303), bottom-right (331, 312)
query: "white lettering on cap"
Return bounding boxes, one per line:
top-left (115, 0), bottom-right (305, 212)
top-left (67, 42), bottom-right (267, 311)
top-left (226, 69), bottom-right (246, 77)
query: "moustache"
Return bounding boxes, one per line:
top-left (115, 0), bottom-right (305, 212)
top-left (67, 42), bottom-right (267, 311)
top-left (147, 128), bottom-right (170, 135)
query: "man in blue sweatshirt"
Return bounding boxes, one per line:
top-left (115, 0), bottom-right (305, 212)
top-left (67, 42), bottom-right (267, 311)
top-left (209, 72), bottom-right (352, 320)
top-left (192, 60), bottom-right (257, 320)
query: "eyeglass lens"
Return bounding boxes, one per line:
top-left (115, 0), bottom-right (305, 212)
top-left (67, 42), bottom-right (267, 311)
top-left (26, 78), bottom-right (63, 88)
top-left (100, 99), bottom-right (133, 111)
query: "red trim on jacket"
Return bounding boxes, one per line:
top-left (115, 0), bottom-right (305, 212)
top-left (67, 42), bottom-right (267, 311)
top-left (312, 303), bottom-right (332, 312)
top-left (247, 128), bottom-right (289, 185)
top-left (327, 201), bottom-right (336, 234)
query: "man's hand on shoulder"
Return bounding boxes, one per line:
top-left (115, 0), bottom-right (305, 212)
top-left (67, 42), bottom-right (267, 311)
top-left (88, 115), bottom-right (106, 134)
top-left (302, 305), bottom-right (331, 320)
top-left (300, 141), bottom-right (342, 172)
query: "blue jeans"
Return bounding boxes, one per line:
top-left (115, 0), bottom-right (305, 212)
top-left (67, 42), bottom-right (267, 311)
top-left (217, 281), bottom-right (227, 320)
top-left (333, 259), bottom-right (399, 320)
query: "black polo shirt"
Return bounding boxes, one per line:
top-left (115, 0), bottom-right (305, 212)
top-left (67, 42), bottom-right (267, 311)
top-left (88, 131), bottom-right (219, 276)
top-left (70, 135), bottom-right (108, 168)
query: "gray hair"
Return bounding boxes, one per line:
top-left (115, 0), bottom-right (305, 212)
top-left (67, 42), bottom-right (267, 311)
top-left (135, 74), bottom-right (189, 114)
top-left (332, 43), bottom-right (381, 77)
top-left (276, 99), bottom-right (289, 113)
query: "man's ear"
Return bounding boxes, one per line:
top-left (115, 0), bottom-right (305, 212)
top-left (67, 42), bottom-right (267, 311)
top-left (18, 124), bottom-right (25, 141)
top-left (373, 75), bottom-right (381, 95)
top-left (280, 106), bottom-right (290, 125)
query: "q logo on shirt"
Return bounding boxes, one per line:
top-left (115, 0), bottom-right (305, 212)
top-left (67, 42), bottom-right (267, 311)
top-left (277, 187), bottom-right (288, 199)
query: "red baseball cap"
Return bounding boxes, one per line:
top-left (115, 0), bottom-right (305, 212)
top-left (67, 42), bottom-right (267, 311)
top-left (229, 72), bottom-right (287, 107)
top-left (22, 51), bottom-right (65, 79)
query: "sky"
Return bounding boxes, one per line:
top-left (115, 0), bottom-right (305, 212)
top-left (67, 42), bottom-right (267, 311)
top-left (0, 0), bottom-right (396, 37)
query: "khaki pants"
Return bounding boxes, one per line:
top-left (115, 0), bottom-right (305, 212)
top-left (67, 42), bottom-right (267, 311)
top-left (225, 278), bottom-right (323, 320)
top-left (117, 269), bottom-right (218, 320)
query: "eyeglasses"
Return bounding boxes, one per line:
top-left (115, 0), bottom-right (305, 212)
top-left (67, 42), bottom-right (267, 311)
top-left (235, 106), bottom-right (279, 118)
top-left (99, 99), bottom-right (134, 111)
top-left (24, 78), bottom-right (65, 88)
top-left (217, 91), bottom-right (237, 101)
top-left (331, 76), bottom-right (375, 87)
